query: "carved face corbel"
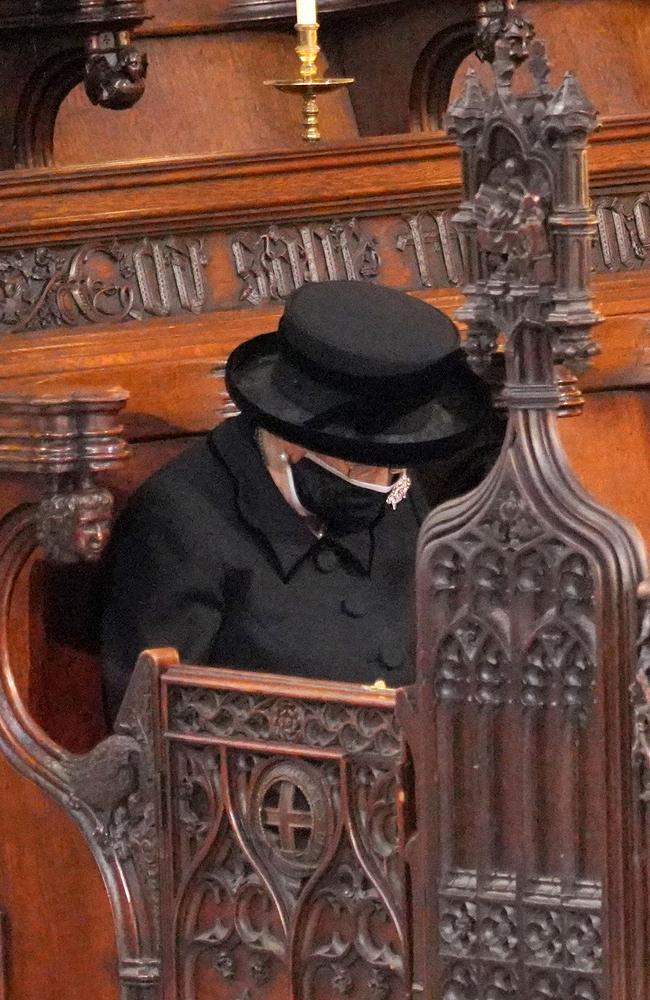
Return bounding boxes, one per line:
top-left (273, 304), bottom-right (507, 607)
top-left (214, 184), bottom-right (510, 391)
top-left (84, 30), bottom-right (148, 110)
top-left (36, 484), bottom-right (114, 564)
top-left (0, 389), bottom-right (129, 564)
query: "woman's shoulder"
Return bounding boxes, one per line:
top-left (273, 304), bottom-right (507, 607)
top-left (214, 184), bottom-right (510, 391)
top-left (121, 429), bottom-right (239, 534)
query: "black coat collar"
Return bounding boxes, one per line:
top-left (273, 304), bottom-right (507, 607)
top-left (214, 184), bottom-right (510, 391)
top-left (209, 417), bottom-right (387, 579)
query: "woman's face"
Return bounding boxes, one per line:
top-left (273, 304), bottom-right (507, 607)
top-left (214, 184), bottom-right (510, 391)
top-left (258, 429), bottom-right (409, 530)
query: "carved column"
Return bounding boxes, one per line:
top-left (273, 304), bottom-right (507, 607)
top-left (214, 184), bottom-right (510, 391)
top-left (405, 5), bottom-right (649, 1000)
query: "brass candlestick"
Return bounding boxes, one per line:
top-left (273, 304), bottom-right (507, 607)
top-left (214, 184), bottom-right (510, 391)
top-left (265, 23), bottom-right (354, 143)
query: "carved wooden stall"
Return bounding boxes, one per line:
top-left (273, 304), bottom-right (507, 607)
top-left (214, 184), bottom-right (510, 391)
top-left (0, 0), bottom-right (649, 999)
top-left (404, 9), bottom-right (650, 1000)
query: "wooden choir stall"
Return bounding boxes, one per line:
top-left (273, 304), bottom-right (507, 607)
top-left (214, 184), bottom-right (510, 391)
top-left (0, 1), bottom-right (649, 999)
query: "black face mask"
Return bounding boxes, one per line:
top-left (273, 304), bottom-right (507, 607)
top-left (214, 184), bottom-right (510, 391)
top-left (292, 458), bottom-right (388, 533)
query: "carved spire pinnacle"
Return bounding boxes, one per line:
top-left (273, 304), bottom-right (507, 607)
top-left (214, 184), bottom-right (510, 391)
top-left (543, 71), bottom-right (599, 138)
top-left (445, 69), bottom-right (488, 140)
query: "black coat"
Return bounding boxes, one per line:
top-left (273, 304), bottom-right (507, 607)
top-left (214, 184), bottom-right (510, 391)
top-left (100, 416), bottom-right (428, 721)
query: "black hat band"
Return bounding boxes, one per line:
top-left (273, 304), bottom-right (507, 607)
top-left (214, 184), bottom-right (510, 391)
top-left (277, 333), bottom-right (466, 399)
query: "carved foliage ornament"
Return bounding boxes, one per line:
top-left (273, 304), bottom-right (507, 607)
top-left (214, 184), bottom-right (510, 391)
top-left (0, 652), bottom-right (167, 995)
top-left (632, 581), bottom-right (650, 800)
top-left (169, 686), bottom-right (401, 757)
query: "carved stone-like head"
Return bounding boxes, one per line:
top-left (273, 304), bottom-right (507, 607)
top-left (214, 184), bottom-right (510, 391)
top-left (85, 45), bottom-right (148, 110)
top-left (37, 488), bottom-right (114, 564)
top-left (502, 15), bottom-right (534, 64)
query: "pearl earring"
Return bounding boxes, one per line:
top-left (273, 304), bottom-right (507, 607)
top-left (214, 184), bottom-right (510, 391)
top-left (279, 451), bottom-right (289, 463)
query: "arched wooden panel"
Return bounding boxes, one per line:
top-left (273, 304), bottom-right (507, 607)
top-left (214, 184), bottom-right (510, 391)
top-left (54, 32), bottom-right (358, 166)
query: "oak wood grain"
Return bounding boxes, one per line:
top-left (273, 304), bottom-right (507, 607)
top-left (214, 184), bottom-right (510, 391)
top-left (0, 117), bottom-right (647, 245)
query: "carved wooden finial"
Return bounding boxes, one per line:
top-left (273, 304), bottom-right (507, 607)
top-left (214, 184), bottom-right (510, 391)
top-left (450, 2), bottom-right (601, 390)
top-left (445, 69), bottom-right (488, 147)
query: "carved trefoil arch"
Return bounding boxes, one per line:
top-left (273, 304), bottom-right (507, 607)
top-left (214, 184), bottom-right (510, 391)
top-left (403, 5), bottom-right (649, 1000)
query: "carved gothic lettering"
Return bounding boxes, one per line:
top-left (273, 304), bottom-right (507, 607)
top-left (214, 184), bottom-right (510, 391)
top-left (132, 238), bottom-right (172, 317)
top-left (230, 219), bottom-right (380, 306)
top-left (633, 193), bottom-right (650, 251)
top-left (396, 210), bottom-right (465, 287)
top-left (65, 243), bottom-right (134, 324)
top-left (0, 236), bottom-right (210, 334)
top-left (231, 233), bottom-right (270, 306)
top-left (166, 237), bottom-right (208, 314)
top-left (596, 197), bottom-right (646, 270)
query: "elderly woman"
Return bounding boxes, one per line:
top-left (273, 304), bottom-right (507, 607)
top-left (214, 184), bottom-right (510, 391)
top-left (101, 281), bottom-right (497, 721)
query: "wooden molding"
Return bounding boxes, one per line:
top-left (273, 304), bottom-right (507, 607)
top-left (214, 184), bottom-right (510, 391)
top-left (0, 270), bottom-right (647, 442)
top-left (0, 0), bottom-right (148, 31)
top-left (134, 0), bottom-right (403, 37)
top-left (0, 119), bottom-right (648, 440)
top-left (0, 117), bottom-right (649, 246)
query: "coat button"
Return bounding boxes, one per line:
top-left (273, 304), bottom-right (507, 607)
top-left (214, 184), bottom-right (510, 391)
top-left (341, 595), bottom-right (368, 618)
top-left (377, 637), bottom-right (404, 672)
top-left (314, 547), bottom-right (338, 573)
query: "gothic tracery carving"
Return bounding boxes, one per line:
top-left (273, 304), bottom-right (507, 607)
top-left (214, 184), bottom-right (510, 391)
top-left (411, 7), bottom-right (648, 1000)
top-left (167, 678), bottom-right (406, 1000)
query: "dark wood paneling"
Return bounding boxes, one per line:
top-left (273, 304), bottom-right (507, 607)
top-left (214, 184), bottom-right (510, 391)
top-left (335, 0), bottom-right (650, 138)
top-left (138, 0), bottom-right (404, 36)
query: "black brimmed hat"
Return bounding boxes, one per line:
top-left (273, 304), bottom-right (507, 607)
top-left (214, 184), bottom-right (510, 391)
top-left (225, 281), bottom-right (491, 466)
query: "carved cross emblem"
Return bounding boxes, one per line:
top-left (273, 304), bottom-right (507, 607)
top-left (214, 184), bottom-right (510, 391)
top-left (251, 760), bottom-right (333, 877)
top-left (262, 780), bottom-right (314, 856)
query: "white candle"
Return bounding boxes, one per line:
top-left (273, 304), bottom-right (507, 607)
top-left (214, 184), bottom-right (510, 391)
top-left (296, 0), bottom-right (317, 24)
